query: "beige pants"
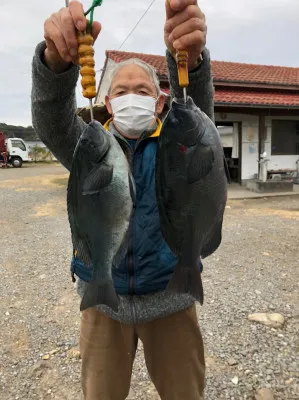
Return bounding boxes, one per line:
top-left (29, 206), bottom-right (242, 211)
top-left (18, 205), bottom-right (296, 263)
top-left (80, 305), bottom-right (205, 400)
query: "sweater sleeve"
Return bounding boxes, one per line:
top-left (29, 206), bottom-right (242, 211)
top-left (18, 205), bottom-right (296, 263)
top-left (31, 41), bottom-right (87, 171)
top-left (166, 48), bottom-right (215, 122)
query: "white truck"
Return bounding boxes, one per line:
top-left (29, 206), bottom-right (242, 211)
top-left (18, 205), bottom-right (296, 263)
top-left (0, 132), bottom-right (32, 168)
top-left (6, 138), bottom-right (32, 167)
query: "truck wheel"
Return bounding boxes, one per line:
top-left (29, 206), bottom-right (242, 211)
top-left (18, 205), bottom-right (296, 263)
top-left (11, 157), bottom-right (22, 168)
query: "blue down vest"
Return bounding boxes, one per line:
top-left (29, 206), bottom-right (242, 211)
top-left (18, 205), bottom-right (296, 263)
top-left (70, 119), bottom-right (203, 295)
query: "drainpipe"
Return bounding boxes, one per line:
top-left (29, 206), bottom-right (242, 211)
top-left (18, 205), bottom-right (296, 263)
top-left (258, 152), bottom-right (269, 182)
top-left (295, 159), bottom-right (299, 184)
top-left (258, 115), bottom-right (266, 176)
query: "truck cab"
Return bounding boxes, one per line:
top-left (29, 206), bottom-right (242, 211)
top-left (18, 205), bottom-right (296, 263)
top-left (5, 137), bottom-right (32, 168)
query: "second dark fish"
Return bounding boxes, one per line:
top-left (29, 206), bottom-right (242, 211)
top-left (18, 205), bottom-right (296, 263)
top-left (155, 96), bottom-right (228, 304)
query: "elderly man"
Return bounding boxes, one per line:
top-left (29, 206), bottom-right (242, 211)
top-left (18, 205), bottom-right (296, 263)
top-left (31, 1), bottom-right (214, 399)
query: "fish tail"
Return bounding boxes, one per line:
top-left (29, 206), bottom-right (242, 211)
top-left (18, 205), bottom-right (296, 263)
top-left (80, 281), bottom-right (119, 312)
top-left (167, 264), bottom-right (204, 305)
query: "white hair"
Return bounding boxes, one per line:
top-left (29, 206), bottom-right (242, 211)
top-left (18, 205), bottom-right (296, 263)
top-left (107, 58), bottom-right (161, 96)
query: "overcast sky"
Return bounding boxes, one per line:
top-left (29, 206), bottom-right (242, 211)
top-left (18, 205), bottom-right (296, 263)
top-left (0, 0), bottom-right (298, 126)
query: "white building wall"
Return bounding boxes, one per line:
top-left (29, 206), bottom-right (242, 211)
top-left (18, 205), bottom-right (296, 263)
top-left (215, 112), bottom-right (259, 180)
top-left (241, 120), bottom-right (260, 180)
top-left (216, 112), bottom-right (299, 181)
top-left (217, 126), bottom-right (233, 147)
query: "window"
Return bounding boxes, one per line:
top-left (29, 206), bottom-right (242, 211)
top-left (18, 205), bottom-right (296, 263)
top-left (11, 140), bottom-right (26, 151)
top-left (271, 120), bottom-right (299, 155)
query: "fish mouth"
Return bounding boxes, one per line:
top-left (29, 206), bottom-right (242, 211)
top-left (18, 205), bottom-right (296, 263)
top-left (171, 96), bottom-right (192, 106)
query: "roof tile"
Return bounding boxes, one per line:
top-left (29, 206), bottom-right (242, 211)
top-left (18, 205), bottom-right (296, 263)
top-left (215, 88), bottom-right (299, 107)
top-left (212, 61), bottom-right (299, 86)
top-left (161, 87), bottom-right (299, 107)
top-left (106, 50), bottom-right (299, 87)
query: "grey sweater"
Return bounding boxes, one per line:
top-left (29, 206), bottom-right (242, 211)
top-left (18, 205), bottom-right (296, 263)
top-left (31, 41), bottom-right (215, 324)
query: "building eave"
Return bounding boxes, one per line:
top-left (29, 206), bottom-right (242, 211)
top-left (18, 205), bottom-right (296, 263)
top-left (213, 81), bottom-right (299, 91)
top-left (215, 102), bottom-right (299, 110)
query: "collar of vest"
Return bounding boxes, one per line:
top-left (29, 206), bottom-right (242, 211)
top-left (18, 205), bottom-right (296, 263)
top-left (103, 118), bottom-right (162, 138)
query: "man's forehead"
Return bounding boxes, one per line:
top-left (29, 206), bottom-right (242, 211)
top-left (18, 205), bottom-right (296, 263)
top-left (111, 64), bottom-right (154, 86)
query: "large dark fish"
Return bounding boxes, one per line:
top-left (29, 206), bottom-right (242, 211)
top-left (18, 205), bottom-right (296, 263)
top-left (156, 96), bottom-right (229, 305)
top-left (67, 120), bottom-right (135, 312)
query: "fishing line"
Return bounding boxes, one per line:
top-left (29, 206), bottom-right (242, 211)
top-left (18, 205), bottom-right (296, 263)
top-left (118, 0), bottom-right (157, 50)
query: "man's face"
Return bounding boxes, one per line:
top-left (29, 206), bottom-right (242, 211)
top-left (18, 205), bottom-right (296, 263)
top-left (105, 64), bottom-right (165, 116)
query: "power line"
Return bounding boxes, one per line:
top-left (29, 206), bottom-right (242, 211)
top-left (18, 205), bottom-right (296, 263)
top-left (118, 0), bottom-right (157, 50)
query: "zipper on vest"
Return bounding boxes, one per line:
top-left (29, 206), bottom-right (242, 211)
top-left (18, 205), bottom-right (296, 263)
top-left (128, 149), bottom-right (136, 295)
top-left (127, 143), bottom-right (136, 295)
top-left (126, 135), bottom-right (155, 295)
top-left (128, 240), bottom-right (135, 295)
top-left (115, 132), bottom-right (155, 295)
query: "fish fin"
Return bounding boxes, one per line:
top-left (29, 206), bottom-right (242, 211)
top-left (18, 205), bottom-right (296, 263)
top-left (187, 145), bottom-right (214, 184)
top-left (67, 174), bottom-right (92, 265)
top-left (167, 264), bottom-right (204, 305)
top-left (82, 163), bottom-right (113, 195)
top-left (80, 281), bottom-right (119, 312)
top-left (223, 156), bottom-right (231, 184)
top-left (201, 220), bottom-right (223, 258)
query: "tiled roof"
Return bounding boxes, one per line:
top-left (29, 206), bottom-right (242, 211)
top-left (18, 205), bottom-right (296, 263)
top-left (106, 50), bottom-right (299, 87)
top-left (212, 61), bottom-right (299, 87)
top-left (215, 88), bottom-right (299, 107)
top-left (161, 87), bottom-right (299, 107)
top-left (106, 50), bottom-right (168, 79)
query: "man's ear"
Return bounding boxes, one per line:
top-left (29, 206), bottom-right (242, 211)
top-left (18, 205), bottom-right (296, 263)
top-left (105, 95), bottom-right (112, 115)
top-left (156, 94), bottom-right (165, 115)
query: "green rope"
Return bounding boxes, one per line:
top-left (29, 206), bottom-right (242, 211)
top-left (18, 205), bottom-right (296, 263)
top-left (84, 0), bottom-right (103, 25)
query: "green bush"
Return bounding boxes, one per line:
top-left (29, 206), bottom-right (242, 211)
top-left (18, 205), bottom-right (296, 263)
top-left (30, 145), bottom-right (47, 162)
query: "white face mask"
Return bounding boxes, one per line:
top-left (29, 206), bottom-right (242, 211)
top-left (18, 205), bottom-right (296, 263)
top-left (109, 94), bottom-right (157, 137)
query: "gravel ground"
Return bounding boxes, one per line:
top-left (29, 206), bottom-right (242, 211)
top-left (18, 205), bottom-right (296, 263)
top-left (0, 165), bottom-right (298, 400)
